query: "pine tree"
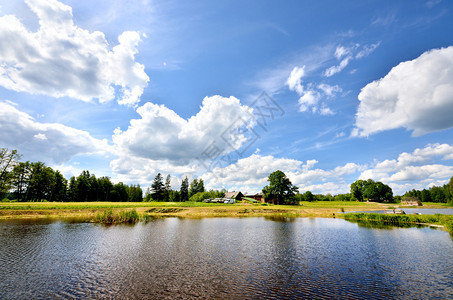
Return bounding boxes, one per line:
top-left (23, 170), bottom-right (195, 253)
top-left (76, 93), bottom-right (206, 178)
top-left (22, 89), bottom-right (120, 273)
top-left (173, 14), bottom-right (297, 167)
top-left (151, 173), bottom-right (165, 201)
top-left (164, 174), bottom-right (171, 201)
top-left (180, 177), bottom-right (189, 202)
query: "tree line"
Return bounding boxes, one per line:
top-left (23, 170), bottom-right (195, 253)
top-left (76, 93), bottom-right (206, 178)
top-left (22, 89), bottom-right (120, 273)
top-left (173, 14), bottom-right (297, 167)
top-left (262, 171), bottom-right (396, 204)
top-left (144, 173), bottom-right (225, 202)
top-left (0, 148), bottom-right (142, 202)
top-left (2, 148), bottom-right (452, 204)
top-left (0, 148), bottom-right (224, 202)
top-left (402, 178), bottom-right (453, 204)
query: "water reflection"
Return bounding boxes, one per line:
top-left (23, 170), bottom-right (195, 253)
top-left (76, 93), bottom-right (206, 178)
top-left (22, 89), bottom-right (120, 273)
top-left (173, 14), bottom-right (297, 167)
top-left (0, 218), bottom-right (452, 299)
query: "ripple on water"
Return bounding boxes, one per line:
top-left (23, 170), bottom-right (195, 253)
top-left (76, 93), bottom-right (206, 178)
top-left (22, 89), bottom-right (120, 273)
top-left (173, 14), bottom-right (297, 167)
top-left (1, 218), bottom-right (453, 299)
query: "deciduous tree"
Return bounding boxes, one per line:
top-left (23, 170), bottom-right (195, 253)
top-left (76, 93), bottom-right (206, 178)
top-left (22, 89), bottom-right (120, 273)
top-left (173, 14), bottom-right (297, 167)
top-left (262, 170), bottom-right (299, 205)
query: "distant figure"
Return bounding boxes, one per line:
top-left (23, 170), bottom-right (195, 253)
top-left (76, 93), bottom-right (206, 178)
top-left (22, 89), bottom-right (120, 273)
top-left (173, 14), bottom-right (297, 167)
top-left (333, 213), bottom-right (335, 218)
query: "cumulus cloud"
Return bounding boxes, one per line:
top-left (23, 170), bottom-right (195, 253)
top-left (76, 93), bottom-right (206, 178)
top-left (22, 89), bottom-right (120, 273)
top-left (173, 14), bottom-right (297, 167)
top-left (286, 67), bottom-right (341, 113)
top-left (203, 154), bottom-right (363, 194)
top-left (0, 101), bottom-right (111, 164)
top-left (359, 143), bottom-right (453, 194)
top-left (202, 143), bottom-right (453, 195)
top-left (0, 0), bottom-right (149, 106)
top-left (111, 95), bottom-right (256, 183)
top-left (353, 46), bottom-right (453, 137)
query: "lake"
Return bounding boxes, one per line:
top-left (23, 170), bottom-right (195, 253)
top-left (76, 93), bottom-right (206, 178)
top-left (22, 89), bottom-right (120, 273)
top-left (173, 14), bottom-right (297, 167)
top-left (1, 217), bottom-right (452, 299)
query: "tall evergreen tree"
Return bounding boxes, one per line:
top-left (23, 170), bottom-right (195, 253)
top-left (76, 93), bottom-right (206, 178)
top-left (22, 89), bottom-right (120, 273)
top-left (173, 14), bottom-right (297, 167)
top-left (97, 176), bottom-right (113, 202)
top-left (164, 174), bottom-right (171, 201)
top-left (189, 178), bottom-right (205, 197)
top-left (151, 173), bottom-right (165, 201)
top-left (180, 177), bottom-right (189, 202)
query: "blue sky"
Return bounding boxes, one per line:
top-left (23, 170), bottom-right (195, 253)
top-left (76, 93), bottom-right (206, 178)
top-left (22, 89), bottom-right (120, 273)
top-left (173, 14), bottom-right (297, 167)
top-left (1, 0), bottom-right (453, 195)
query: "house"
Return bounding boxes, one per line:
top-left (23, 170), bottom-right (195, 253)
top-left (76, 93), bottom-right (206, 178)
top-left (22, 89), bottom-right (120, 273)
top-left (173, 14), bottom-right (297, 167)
top-left (224, 191), bottom-right (244, 201)
top-left (401, 197), bottom-right (423, 206)
top-left (244, 193), bottom-right (264, 203)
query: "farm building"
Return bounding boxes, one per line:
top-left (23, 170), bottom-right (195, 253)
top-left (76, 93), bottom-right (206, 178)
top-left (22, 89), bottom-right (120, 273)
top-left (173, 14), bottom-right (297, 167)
top-left (401, 197), bottom-right (423, 206)
top-left (244, 193), bottom-right (264, 203)
top-left (224, 191), bottom-right (244, 201)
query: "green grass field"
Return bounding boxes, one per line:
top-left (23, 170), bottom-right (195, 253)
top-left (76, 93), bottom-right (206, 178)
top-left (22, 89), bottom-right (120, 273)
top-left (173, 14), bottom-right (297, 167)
top-left (0, 201), bottom-right (451, 224)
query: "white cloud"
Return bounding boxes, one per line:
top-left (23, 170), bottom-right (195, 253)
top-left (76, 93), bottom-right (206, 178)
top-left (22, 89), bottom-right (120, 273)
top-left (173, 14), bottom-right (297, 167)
top-left (286, 67), bottom-right (341, 114)
top-left (202, 143), bottom-right (453, 196)
top-left (334, 46), bottom-right (350, 59)
top-left (33, 133), bottom-right (47, 140)
top-left (319, 105), bottom-right (335, 116)
top-left (359, 143), bottom-right (453, 194)
top-left (324, 56), bottom-right (351, 77)
top-left (0, 0), bottom-right (149, 106)
top-left (354, 46), bottom-right (453, 137)
top-left (317, 83), bottom-right (342, 97)
top-left (426, 0), bottom-right (442, 8)
top-left (286, 66), bottom-right (305, 94)
top-left (356, 42), bottom-right (381, 59)
top-left (203, 154), bottom-right (363, 194)
top-left (0, 101), bottom-right (111, 164)
top-left (298, 90), bottom-right (320, 112)
top-left (324, 43), bottom-right (380, 77)
top-left (111, 95), bottom-right (256, 183)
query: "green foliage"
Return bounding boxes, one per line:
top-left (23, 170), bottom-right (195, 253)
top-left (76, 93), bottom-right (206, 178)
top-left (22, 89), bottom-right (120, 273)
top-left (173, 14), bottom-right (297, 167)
top-left (344, 213), bottom-right (453, 234)
top-left (0, 148), bottom-right (21, 199)
top-left (51, 171), bottom-right (68, 202)
top-left (334, 193), bottom-right (352, 201)
top-left (262, 170), bottom-right (299, 205)
top-left (180, 177), bottom-right (189, 202)
top-left (127, 184), bottom-right (143, 202)
top-left (151, 173), bottom-right (165, 201)
top-left (189, 178), bottom-right (205, 197)
top-left (94, 209), bottom-right (140, 224)
top-left (164, 174), bottom-right (171, 200)
top-left (189, 190), bottom-right (225, 202)
top-left (314, 193), bottom-right (335, 201)
top-left (350, 179), bottom-right (393, 202)
top-left (403, 178), bottom-right (453, 204)
top-left (168, 189), bottom-right (181, 202)
top-left (296, 191), bottom-right (315, 202)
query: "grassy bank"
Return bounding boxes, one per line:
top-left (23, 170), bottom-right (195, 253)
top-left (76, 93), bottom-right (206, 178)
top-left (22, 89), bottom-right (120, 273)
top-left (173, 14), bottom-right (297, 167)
top-left (0, 200), bottom-right (388, 220)
top-left (1, 201), bottom-right (451, 223)
top-left (343, 213), bottom-right (453, 234)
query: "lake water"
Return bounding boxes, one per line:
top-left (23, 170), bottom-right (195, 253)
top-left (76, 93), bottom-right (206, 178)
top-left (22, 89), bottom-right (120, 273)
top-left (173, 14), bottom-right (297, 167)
top-left (1, 217), bottom-right (452, 299)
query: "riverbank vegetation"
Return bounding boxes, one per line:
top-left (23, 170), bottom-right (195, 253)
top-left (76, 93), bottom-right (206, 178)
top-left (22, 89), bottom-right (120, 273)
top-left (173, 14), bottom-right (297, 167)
top-left (344, 213), bottom-right (453, 234)
top-left (0, 200), bottom-right (448, 221)
top-left (94, 209), bottom-right (141, 224)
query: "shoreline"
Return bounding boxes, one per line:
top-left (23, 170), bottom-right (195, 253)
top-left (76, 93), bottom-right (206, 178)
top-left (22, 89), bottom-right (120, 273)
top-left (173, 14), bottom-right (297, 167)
top-left (0, 201), bottom-right (450, 221)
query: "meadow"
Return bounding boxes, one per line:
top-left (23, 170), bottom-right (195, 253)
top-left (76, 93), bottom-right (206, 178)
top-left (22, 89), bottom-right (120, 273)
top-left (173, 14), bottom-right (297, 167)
top-left (0, 200), bottom-right (424, 220)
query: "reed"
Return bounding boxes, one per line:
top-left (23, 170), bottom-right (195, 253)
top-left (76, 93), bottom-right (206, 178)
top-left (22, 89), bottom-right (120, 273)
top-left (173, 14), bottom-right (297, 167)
top-left (94, 209), bottom-right (140, 224)
top-left (343, 213), bottom-right (453, 233)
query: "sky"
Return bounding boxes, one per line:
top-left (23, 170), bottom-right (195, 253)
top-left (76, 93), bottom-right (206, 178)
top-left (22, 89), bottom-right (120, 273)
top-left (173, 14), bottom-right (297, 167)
top-left (0, 0), bottom-right (453, 195)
